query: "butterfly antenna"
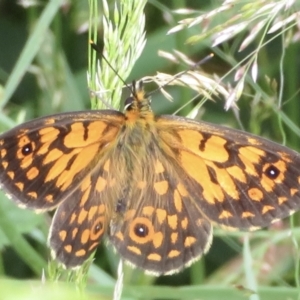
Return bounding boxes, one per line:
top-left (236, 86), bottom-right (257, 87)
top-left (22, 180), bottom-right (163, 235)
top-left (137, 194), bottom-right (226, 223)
top-left (147, 53), bottom-right (214, 97)
top-left (89, 40), bottom-right (136, 97)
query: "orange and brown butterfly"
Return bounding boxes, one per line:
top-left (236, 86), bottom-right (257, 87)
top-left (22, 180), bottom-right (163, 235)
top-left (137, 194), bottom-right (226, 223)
top-left (0, 80), bottom-right (299, 276)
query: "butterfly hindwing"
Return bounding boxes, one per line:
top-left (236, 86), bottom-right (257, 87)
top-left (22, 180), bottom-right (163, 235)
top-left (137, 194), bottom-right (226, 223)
top-left (109, 143), bottom-right (212, 275)
top-left (49, 171), bottom-right (108, 267)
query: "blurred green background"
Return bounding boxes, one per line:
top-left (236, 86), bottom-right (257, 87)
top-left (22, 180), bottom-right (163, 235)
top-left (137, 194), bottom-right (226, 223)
top-left (0, 0), bottom-right (300, 299)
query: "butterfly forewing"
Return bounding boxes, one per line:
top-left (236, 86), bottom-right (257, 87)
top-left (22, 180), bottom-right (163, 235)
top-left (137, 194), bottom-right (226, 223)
top-left (157, 115), bottom-right (300, 230)
top-left (0, 111), bottom-right (125, 211)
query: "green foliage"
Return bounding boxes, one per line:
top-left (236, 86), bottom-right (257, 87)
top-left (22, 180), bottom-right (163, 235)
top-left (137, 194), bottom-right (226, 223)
top-left (0, 0), bottom-right (300, 299)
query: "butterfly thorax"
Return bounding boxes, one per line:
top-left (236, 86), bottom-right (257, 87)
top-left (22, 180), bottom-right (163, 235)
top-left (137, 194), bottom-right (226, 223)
top-left (114, 89), bottom-right (156, 157)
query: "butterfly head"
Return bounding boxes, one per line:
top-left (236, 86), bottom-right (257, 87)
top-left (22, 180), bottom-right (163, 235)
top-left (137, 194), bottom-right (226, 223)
top-left (124, 81), bottom-right (153, 122)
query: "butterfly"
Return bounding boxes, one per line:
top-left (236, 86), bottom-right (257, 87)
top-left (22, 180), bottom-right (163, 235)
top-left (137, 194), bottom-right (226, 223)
top-left (0, 80), bottom-right (299, 276)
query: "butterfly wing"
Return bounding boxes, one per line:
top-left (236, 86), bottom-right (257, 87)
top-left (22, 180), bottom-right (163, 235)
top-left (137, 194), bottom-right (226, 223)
top-left (109, 139), bottom-right (212, 275)
top-left (0, 111), bottom-right (125, 211)
top-left (156, 115), bottom-right (300, 230)
top-left (48, 121), bottom-right (138, 267)
top-left (49, 167), bottom-right (112, 267)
